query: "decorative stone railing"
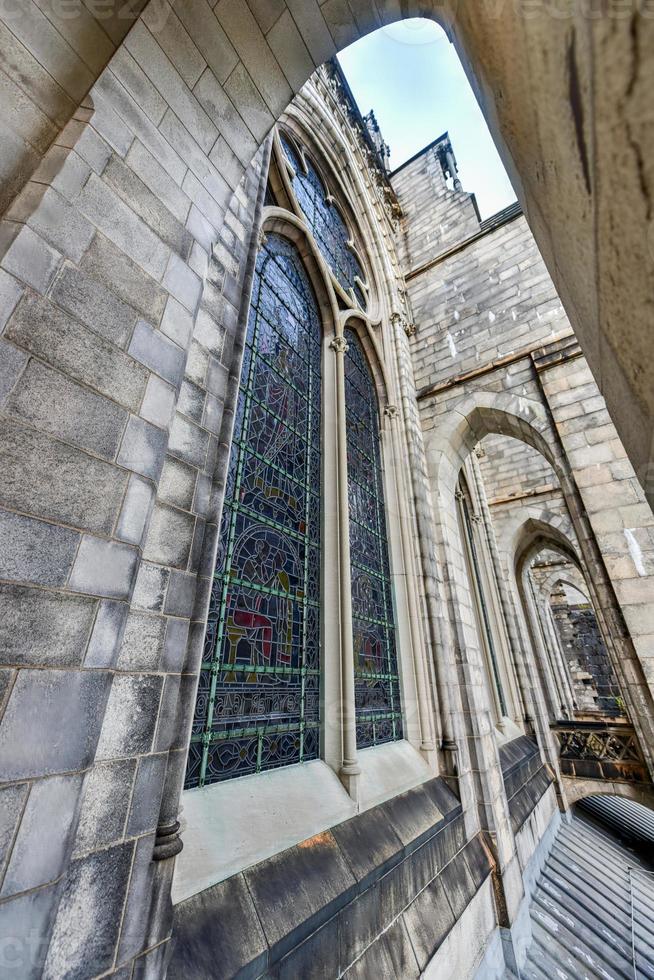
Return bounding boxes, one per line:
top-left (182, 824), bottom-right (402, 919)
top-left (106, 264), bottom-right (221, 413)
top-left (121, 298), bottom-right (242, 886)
top-left (552, 721), bottom-right (650, 784)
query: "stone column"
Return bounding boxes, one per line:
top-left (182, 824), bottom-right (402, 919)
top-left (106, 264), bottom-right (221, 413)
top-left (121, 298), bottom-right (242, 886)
top-left (331, 333), bottom-right (360, 800)
top-left (384, 402), bottom-right (438, 767)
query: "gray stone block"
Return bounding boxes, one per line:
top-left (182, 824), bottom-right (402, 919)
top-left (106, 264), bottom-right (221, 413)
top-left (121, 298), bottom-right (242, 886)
top-left (32, 145), bottom-right (91, 203)
top-left (77, 174), bottom-right (171, 282)
top-left (168, 414), bottom-right (209, 469)
top-left (117, 415), bottom-right (168, 482)
top-left (0, 336), bottom-right (27, 406)
top-left (402, 873), bottom-right (456, 970)
top-left (129, 319), bottom-right (185, 387)
top-left (140, 373), bottom-right (176, 431)
top-left (160, 295), bottom-right (194, 349)
top-left (161, 618), bottom-right (190, 673)
top-left (115, 832), bottom-right (171, 969)
top-left (0, 267), bottom-right (23, 332)
top-left (6, 359), bottom-right (129, 461)
top-left (0, 508), bottom-right (79, 587)
top-left (26, 185), bottom-right (95, 264)
top-left (50, 261), bottom-right (138, 349)
top-left (0, 668), bottom-right (14, 719)
top-left (164, 570), bottom-right (197, 618)
top-left (73, 125), bottom-right (112, 175)
top-left (103, 156), bottom-right (194, 260)
top-left (159, 456), bottom-right (197, 510)
top-left (43, 841), bottom-right (136, 980)
top-left (169, 872), bottom-right (267, 980)
top-left (132, 941), bottom-right (170, 980)
top-left (5, 291), bottom-right (148, 413)
top-left (118, 612), bottom-right (166, 671)
top-left (126, 753), bottom-right (168, 837)
top-left (143, 503), bottom-right (195, 569)
top-left (126, 140), bottom-right (191, 224)
top-left (0, 416), bottom-right (128, 535)
top-left (74, 758), bottom-right (137, 856)
top-left (162, 252), bottom-right (202, 314)
top-left (0, 782), bottom-right (28, 884)
top-left (1, 773), bottom-right (84, 897)
top-left (116, 474), bottom-right (155, 546)
top-left (81, 233), bottom-right (168, 323)
top-left (0, 222), bottom-right (62, 294)
top-left (178, 378), bottom-right (205, 423)
top-left (132, 561), bottom-right (170, 613)
top-left (0, 882), bottom-right (59, 980)
top-left (0, 669), bottom-right (112, 780)
top-left (85, 599), bottom-right (130, 668)
top-left (0, 583), bottom-right (96, 668)
top-left (69, 535), bottom-right (139, 600)
top-left (245, 831), bottom-right (356, 957)
top-left (95, 674), bottom-right (164, 760)
top-left (151, 672), bottom-right (180, 755)
top-left (107, 47), bottom-right (167, 127)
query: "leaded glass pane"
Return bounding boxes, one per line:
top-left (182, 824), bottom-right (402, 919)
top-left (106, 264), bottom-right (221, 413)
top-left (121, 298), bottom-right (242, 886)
top-left (185, 233), bottom-right (322, 788)
top-left (280, 132), bottom-right (367, 309)
top-left (344, 329), bottom-right (403, 748)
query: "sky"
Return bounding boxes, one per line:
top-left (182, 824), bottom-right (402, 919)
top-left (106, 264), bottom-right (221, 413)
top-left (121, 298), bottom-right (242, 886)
top-left (337, 19), bottom-right (517, 220)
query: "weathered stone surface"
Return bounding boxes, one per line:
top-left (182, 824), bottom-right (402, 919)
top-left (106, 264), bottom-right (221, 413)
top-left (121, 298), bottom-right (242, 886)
top-left (77, 174), bottom-right (171, 281)
top-left (85, 599), bottom-right (129, 669)
top-left (169, 873), bottom-right (268, 980)
top-left (0, 417), bottom-right (128, 534)
top-left (126, 753), bottom-right (168, 836)
top-left (0, 584), bottom-right (96, 668)
top-left (95, 674), bottom-right (164, 760)
top-left (118, 612), bottom-right (166, 671)
top-left (0, 508), bottom-right (79, 587)
top-left (0, 782), bottom-right (29, 882)
top-left (5, 291), bottom-right (148, 412)
top-left (6, 359), bottom-right (128, 460)
top-left (69, 536), bottom-right (139, 600)
top-left (74, 759), bottom-right (137, 856)
top-left (117, 415), bottom-right (168, 482)
top-left (1, 773), bottom-right (84, 897)
top-left (0, 670), bottom-right (111, 780)
top-left (43, 841), bottom-right (136, 980)
top-left (143, 503), bottom-right (195, 569)
top-left (50, 261), bottom-right (138, 348)
top-left (129, 318), bottom-right (185, 387)
top-left (81, 233), bottom-right (168, 323)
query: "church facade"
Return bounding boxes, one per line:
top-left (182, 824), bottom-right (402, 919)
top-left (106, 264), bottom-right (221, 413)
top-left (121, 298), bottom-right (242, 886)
top-left (1, 8), bottom-right (654, 978)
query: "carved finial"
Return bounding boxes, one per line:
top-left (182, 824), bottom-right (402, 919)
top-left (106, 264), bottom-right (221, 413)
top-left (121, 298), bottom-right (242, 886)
top-left (454, 489), bottom-right (465, 502)
top-left (330, 336), bottom-right (349, 354)
top-left (404, 321), bottom-right (417, 338)
top-left (384, 404), bottom-right (399, 420)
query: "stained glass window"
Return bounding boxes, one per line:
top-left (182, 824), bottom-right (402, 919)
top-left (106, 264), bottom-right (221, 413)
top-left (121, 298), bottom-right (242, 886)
top-left (185, 233), bottom-right (322, 788)
top-left (280, 132), bottom-right (367, 309)
top-left (344, 329), bottom-right (402, 748)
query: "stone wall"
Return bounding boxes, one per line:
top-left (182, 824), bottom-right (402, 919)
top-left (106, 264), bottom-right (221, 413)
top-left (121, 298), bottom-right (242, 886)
top-left (0, 40), bottom-right (268, 969)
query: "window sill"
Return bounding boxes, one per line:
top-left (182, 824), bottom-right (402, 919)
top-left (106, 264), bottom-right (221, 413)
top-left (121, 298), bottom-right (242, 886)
top-left (172, 740), bottom-right (433, 904)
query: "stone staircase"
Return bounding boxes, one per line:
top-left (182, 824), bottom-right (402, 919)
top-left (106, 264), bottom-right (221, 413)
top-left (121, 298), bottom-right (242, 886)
top-left (517, 813), bottom-right (654, 979)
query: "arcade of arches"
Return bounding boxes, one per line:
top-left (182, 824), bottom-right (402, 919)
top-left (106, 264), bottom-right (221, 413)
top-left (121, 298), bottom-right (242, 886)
top-left (1, 5), bottom-right (654, 978)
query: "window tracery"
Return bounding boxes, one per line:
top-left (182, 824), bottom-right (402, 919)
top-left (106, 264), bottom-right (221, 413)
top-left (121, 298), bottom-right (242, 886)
top-left (280, 132), bottom-right (368, 310)
top-left (185, 233), bottom-right (322, 788)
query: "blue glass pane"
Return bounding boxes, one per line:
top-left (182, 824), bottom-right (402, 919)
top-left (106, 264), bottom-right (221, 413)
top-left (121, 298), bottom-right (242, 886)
top-left (281, 132), bottom-right (367, 308)
top-left (344, 329), bottom-right (402, 748)
top-left (185, 233), bottom-right (322, 788)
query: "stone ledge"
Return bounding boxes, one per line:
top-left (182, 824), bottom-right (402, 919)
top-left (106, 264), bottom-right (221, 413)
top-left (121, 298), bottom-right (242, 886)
top-left (168, 777), bottom-right (493, 979)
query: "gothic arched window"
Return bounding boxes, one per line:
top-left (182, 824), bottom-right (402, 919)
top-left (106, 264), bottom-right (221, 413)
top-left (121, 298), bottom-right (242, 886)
top-left (185, 234), bottom-right (322, 788)
top-left (280, 133), bottom-right (367, 310)
top-left (344, 329), bottom-right (402, 748)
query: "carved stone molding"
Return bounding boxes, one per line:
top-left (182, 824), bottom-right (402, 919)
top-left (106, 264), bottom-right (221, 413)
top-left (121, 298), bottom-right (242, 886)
top-left (384, 404), bottom-right (399, 420)
top-left (330, 336), bottom-right (349, 354)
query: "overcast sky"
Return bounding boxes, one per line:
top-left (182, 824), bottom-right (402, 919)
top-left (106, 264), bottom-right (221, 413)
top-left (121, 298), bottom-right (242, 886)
top-left (337, 19), bottom-right (517, 220)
